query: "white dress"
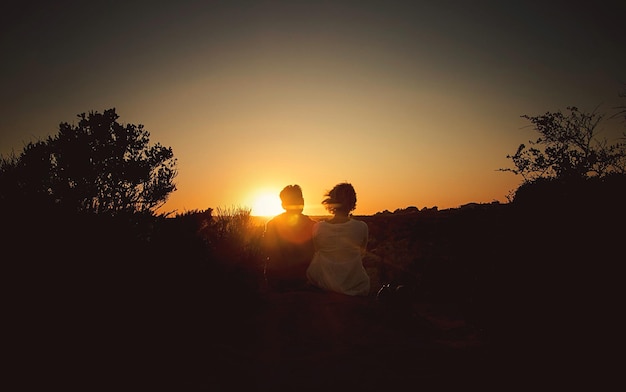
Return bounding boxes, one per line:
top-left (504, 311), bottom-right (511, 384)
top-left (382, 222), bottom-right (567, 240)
top-left (306, 219), bottom-right (370, 296)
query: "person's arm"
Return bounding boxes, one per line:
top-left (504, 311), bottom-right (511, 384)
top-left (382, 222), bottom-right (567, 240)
top-left (360, 222), bottom-right (369, 255)
top-left (262, 221), bottom-right (279, 262)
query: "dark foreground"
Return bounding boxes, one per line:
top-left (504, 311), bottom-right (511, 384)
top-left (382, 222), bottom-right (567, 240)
top-left (206, 289), bottom-right (491, 391)
top-left (9, 283), bottom-right (494, 391)
top-left (7, 257), bottom-right (618, 391)
top-left (13, 280), bottom-right (591, 392)
top-left (7, 188), bottom-right (623, 390)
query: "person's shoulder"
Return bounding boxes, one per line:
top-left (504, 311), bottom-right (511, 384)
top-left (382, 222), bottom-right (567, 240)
top-left (311, 220), bottom-right (325, 231)
top-left (266, 213), bottom-right (287, 226)
top-left (301, 214), bottom-right (316, 223)
top-left (350, 218), bottom-right (368, 229)
top-left (271, 212), bottom-right (289, 221)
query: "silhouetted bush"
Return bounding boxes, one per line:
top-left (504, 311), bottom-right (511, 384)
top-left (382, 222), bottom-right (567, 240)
top-left (0, 108), bottom-right (177, 216)
top-left (501, 106), bottom-right (626, 183)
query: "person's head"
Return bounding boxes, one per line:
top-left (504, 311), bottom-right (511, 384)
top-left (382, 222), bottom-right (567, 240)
top-left (322, 182), bottom-right (357, 215)
top-left (279, 184), bottom-right (305, 213)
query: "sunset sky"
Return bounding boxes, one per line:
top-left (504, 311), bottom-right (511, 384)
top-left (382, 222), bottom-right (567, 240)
top-left (1, 1), bottom-right (624, 216)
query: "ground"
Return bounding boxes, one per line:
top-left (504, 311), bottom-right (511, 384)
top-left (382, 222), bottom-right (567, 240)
top-left (146, 288), bottom-right (497, 391)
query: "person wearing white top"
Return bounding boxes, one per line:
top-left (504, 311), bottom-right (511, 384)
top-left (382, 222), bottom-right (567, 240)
top-left (306, 182), bottom-right (370, 296)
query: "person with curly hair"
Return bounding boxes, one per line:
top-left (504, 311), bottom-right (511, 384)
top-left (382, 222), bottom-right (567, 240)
top-left (306, 182), bottom-right (370, 296)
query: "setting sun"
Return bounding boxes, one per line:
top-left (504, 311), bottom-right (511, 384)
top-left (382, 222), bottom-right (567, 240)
top-left (251, 192), bottom-right (283, 217)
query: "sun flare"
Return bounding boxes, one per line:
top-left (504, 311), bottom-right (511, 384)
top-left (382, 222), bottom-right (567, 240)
top-left (251, 192), bottom-right (283, 217)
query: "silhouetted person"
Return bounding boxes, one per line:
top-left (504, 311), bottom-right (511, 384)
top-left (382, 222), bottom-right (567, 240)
top-left (262, 185), bottom-right (316, 292)
top-left (306, 182), bottom-right (370, 296)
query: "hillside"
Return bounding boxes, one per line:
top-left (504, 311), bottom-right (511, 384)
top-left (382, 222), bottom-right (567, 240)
top-left (5, 191), bottom-right (623, 389)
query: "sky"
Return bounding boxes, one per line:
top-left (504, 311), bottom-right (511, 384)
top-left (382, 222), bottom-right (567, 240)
top-left (1, 0), bottom-right (625, 216)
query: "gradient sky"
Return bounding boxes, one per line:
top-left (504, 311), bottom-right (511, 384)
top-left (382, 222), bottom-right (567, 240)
top-left (2, 1), bottom-right (625, 216)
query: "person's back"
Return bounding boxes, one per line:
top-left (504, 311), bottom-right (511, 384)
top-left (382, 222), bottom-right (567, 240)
top-left (309, 219), bottom-right (370, 296)
top-left (306, 182), bottom-right (370, 296)
top-left (263, 185), bottom-right (315, 292)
